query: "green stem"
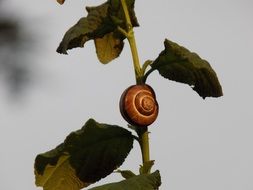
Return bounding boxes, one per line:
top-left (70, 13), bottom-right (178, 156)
top-left (128, 34), bottom-right (143, 84)
top-left (143, 67), bottom-right (154, 83)
top-left (120, 0), bottom-right (142, 84)
top-left (138, 127), bottom-right (150, 165)
top-left (120, 0), bottom-right (151, 170)
top-left (141, 60), bottom-right (153, 76)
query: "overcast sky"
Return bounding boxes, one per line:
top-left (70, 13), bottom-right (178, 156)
top-left (0, 0), bottom-right (253, 190)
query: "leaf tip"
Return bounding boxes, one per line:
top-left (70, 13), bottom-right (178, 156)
top-left (56, 44), bottom-right (68, 55)
top-left (56, 0), bottom-right (65, 5)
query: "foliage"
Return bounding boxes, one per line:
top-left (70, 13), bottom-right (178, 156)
top-left (35, 0), bottom-right (223, 189)
top-left (89, 171), bottom-right (161, 190)
top-left (56, 0), bottom-right (138, 64)
top-left (146, 39), bottom-right (223, 99)
top-left (35, 119), bottom-right (134, 190)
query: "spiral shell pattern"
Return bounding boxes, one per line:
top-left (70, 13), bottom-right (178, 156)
top-left (120, 84), bottom-right (159, 127)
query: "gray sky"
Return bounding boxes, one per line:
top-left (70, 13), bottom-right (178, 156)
top-left (0, 0), bottom-right (253, 189)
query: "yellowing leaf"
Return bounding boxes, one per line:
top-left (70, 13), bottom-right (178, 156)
top-left (35, 154), bottom-right (89, 190)
top-left (89, 170), bottom-right (161, 190)
top-left (57, 0), bottom-right (139, 64)
top-left (34, 119), bottom-right (134, 189)
top-left (95, 32), bottom-right (124, 64)
top-left (57, 3), bottom-right (110, 54)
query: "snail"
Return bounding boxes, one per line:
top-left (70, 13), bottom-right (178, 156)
top-left (119, 84), bottom-right (159, 127)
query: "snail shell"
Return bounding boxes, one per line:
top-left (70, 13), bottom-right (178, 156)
top-left (119, 84), bottom-right (159, 127)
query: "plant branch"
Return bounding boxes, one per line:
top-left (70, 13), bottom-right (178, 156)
top-left (143, 68), bottom-right (155, 83)
top-left (120, 0), bottom-right (151, 170)
top-left (137, 127), bottom-right (150, 166)
top-left (117, 26), bottom-right (129, 38)
top-left (121, 0), bottom-right (132, 31)
top-left (142, 60), bottom-right (153, 76)
top-left (132, 134), bottom-right (140, 143)
top-left (120, 0), bottom-right (142, 84)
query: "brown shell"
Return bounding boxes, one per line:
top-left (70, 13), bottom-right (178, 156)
top-left (119, 84), bottom-right (159, 127)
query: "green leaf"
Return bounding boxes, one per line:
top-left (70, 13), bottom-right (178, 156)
top-left (88, 170), bottom-right (161, 190)
top-left (35, 154), bottom-right (89, 190)
top-left (116, 170), bottom-right (136, 179)
top-left (94, 32), bottom-right (124, 64)
top-left (64, 119), bottom-right (134, 183)
top-left (148, 39), bottom-right (223, 99)
top-left (57, 0), bottom-right (138, 64)
top-left (34, 118), bottom-right (134, 190)
top-left (57, 3), bottom-right (112, 54)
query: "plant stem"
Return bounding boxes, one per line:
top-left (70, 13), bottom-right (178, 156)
top-left (120, 0), bottom-right (142, 84)
top-left (138, 127), bottom-right (150, 164)
top-left (120, 0), bottom-right (151, 170)
top-left (128, 34), bottom-right (143, 84)
top-left (141, 60), bottom-right (153, 76)
top-left (143, 67), bottom-right (154, 83)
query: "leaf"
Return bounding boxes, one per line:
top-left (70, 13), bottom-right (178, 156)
top-left (57, 3), bottom-right (112, 54)
top-left (35, 143), bottom-right (65, 175)
top-left (35, 154), bottom-right (89, 190)
top-left (94, 32), bottom-right (124, 64)
top-left (108, 0), bottom-right (139, 28)
top-left (56, 0), bottom-right (65, 4)
top-left (88, 170), bottom-right (161, 190)
top-left (57, 0), bottom-right (139, 63)
top-left (34, 118), bottom-right (134, 190)
top-left (149, 39), bottom-right (223, 99)
top-left (64, 119), bottom-right (134, 183)
top-left (116, 170), bottom-right (136, 179)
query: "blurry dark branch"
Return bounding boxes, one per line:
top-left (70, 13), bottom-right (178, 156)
top-left (0, 1), bottom-right (36, 98)
top-left (0, 21), bottom-right (19, 43)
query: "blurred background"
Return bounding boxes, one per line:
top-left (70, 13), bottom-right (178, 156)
top-left (0, 0), bottom-right (253, 189)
